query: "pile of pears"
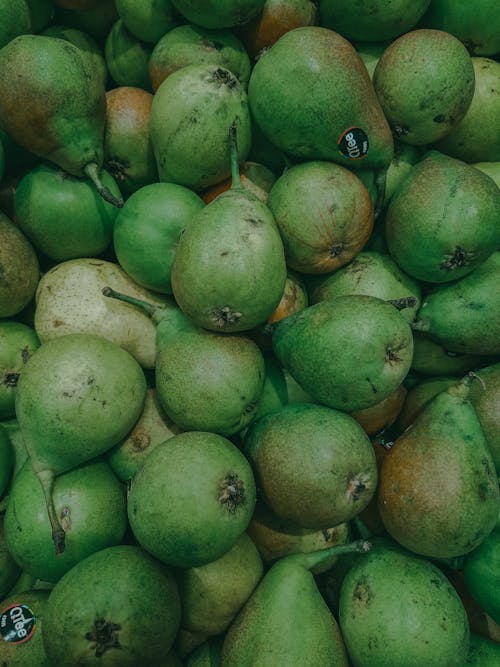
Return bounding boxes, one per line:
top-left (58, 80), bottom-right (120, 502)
top-left (1, 0), bottom-right (500, 665)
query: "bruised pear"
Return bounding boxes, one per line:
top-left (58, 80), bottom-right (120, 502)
top-left (0, 35), bottom-right (122, 206)
top-left (272, 295), bottom-right (414, 412)
top-left (378, 375), bottom-right (500, 558)
top-left (171, 123), bottom-right (287, 332)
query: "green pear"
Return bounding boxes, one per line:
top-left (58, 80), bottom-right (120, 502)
top-left (463, 528), bottom-right (500, 625)
top-left (466, 633), bottom-right (500, 665)
top-left (15, 333), bottom-right (146, 553)
top-left (320, 0), bottom-right (431, 41)
top-left (221, 540), bottom-right (371, 667)
top-left (473, 161), bottom-right (500, 188)
top-left (105, 19), bottom-right (153, 90)
top-left (339, 544), bottom-right (470, 667)
top-left (14, 162), bottom-right (121, 261)
top-left (266, 160), bottom-right (374, 274)
top-left (127, 431), bottom-right (257, 568)
top-left (272, 295), bottom-right (414, 412)
top-left (421, 0), bottom-right (500, 56)
top-left (412, 251), bottom-right (500, 355)
top-left (410, 332), bottom-right (493, 377)
top-left (170, 0), bottom-right (266, 29)
top-left (373, 28), bottom-right (475, 145)
top-left (102, 288), bottom-right (266, 435)
top-left (469, 362), bottom-right (500, 473)
top-left (242, 403), bottom-right (378, 529)
top-left (41, 545), bottom-right (181, 667)
top-left (378, 375), bottom-right (500, 558)
top-left (115, 0), bottom-right (177, 44)
top-left (385, 151), bottom-right (500, 283)
top-left (170, 124), bottom-right (287, 332)
top-left (177, 532), bottom-right (264, 636)
top-left (0, 34), bottom-right (122, 206)
top-left (309, 250), bottom-right (421, 322)
top-left (0, 514), bottom-right (21, 600)
top-left (33, 257), bottom-right (171, 369)
top-left (248, 26), bottom-right (394, 174)
top-left (149, 23), bottom-right (251, 92)
top-left (150, 65), bottom-right (251, 190)
top-left (0, 213), bottom-right (39, 319)
top-left (53, 0), bottom-right (119, 42)
top-left (434, 57), bottom-right (500, 162)
top-left (396, 375), bottom-right (458, 431)
top-left (4, 458), bottom-right (127, 583)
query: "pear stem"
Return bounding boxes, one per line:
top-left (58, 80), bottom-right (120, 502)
top-left (35, 468), bottom-right (65, 555)
top-left (102, 286), bottom-right (158, 320)
top-left (84, 162), bottom-right (124, 208)
top-left (229, 121), bottom-right (243, 191)
top-left (289, 539), bottom-right (372, 571)
top-left (352, 516), bottom-right (373, 540)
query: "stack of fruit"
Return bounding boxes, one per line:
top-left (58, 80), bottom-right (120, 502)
top-left (0, 1), bottom-right (499, 665)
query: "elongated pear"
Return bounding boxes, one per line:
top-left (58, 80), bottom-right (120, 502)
top-left (378, 375), bottom-right (500, 558)
top-left (221, 541), bottom-right (371, 666)
top-left (0, 34), bottom-right (122, 206)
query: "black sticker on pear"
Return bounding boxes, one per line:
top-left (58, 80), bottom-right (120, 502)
top-left (338, 127), bottom-right (369, 160)
top-left (1, 603), bottom-right (37, 644)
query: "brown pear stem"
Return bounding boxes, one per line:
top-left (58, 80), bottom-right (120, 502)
top-left (387, 296), bottom-right (418, 311)
top-left (289, 539), bottom-right (372, 571)
top-left (35, 468), bottom-right (65, 555)
top-left (84, 162), bottom-right (124, 208)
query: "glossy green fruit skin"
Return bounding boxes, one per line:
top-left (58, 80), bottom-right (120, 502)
top-left (339, 546), bottom-right (470, 667)
top-left (42, 545), bottom-right (181, 667)
top-left (113, 182), bottom-right (204, 294)
top-left (127, 431), bottom-right (256, 568)
top-left (15, 163), bottom-right (121, 262)
top-left (4, 459), bottom-right (127, 583)
top-left (105, 19), bottom-right (153, 90)
top-left (463, 528), bottom-right (500, 625)
top-left (15, 333), bottom-right (147, 475)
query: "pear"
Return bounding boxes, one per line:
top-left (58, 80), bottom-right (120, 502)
top-left (15, 332), bottom-right (147, 553)
top-left (170, 0), bottom-right (266, 29)
top-left (466, 633), bottom-right (500, 665)
top-left (320, 0), bottom-right (431, 41)
top-left (463, 528), bottom-right (500, 626)
top-left (248, 26), bottom-right (394, 179)
top-left (338, 544), bottom-right (470, 667)
top-left (33, 257), bottom-right (171, 369)
top-left (0, 34), bottom-right (122, 207)
top-left (410, 331), bottom-right (493, 377)
top-left (149, 23), bottom-right (251, 92)
top-left (0, 514), bottom-right (21, 599)
top-left (473, 161), bottom-right (500, 188)
top-left (433, 57), bottom-right (500, 162)
top-left (385, 151), bottom-right (500, 283)
top-left (220, 540), bottom-right (371, 666)
top-left (266, 160), bottom-right (374, 274)
top-left (309, 250), bottom-right (421, 322)
top-left (170, 123), bottom-right (287, 332)
top-left (53, 0), bottom-right (119, 42)
top-left (0, 212), bottom-right (39, 319)
top-left (0, 321), bottom-right (40, 419)
top-left (104, 19), bottom-right (153, 91)
top-left (177, 532), bottom-right (264, 636)
top-left (102, 288), bottom-right (266, 435)
top-left (378, 375), bottom-right (500, 558)
top-left (150, 65), bottom-right (251, 190)
top-left (469, 362), bottom-right (500, 473)
top-left (272, 295), bottom-right (414, 412)
top-left (373, 29), bottom-right (475, 146)
top-left (412, 251), bottom-right (500, 355)
top-left (115, 0), bottom-right (177, 44)
top-left (421, 0), bottom-right (500, 56)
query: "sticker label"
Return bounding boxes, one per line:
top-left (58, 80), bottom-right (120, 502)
top-left (0, 603), bottom-right (36, 644)
top-left (338, 127), bottom-right (369, 160)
